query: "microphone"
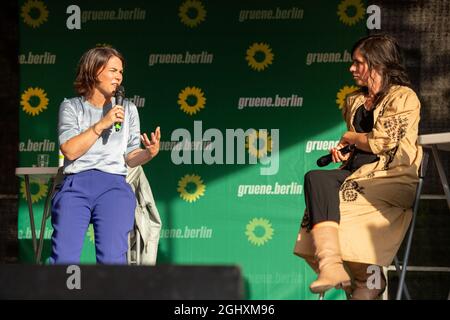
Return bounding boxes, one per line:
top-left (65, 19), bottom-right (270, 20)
top-left (316, 144), bottom-right (355, 167)
top-left (114, 85), bottom-right (125, 132)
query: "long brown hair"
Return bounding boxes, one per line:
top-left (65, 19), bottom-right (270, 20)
top-left (74, 47), bottom-right (125, 97)
top-left (351, 34), bottom-right (411, 105)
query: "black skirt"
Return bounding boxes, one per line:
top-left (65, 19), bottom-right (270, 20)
top-left (302, 169), bottom-right (352, 230)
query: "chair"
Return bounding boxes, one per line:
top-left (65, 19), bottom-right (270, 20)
top-left (393, 151), bottom-right (429, 300)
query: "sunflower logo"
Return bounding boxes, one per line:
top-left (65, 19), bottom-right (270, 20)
top-left (20, 179), bottom-right (48, 203)
top-left (246, 130), bottom-right (272, 158)
top-left (87, 224), bottom-right (95, 243)
top-left (177, 86), bottom-right (206, 116)
top-left (179, 0), bottom-right (207, 28)
top-left (177, 174), bottom-right (206, 203)
top-left (21, 0), bottom-right (49, 28)
top-left (246, 43), bottom-right (274, 71)
top-left (336, 85), bottom-right (360, 109)
top-left (245, 218), bottom-right (274, 247)
top-left (337, 0), bottom-right (365, 26)
top-left (20, 87), bottom-right (49, 116)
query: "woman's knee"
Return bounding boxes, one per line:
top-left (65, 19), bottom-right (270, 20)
top-left (304, 170), bottom-right (324, 184)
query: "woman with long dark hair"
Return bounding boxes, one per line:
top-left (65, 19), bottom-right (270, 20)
top-left (294, 34), bottom-right (422, 299)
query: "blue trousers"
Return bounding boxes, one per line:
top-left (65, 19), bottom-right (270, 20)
top-left (49, 170), bottom-right (136, 264)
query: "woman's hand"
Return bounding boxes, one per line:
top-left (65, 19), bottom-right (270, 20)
top-left (338, 131), bottom-right (372, 153)
top-left (340, 131), bottom-right (358, 146)
top-left (96, 105), bottom-right (125, 131)
top-left (330, 142), bottom-right (351, 163)
top-left (330, 131), bottom-right (358, 163)
top-left (141, 126), bottom-right (161, 159)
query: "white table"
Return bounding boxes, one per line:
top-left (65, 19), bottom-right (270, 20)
top-left (15, 167), bottom-right (59, 264)
top-left (418, 132), bottom-right (450, 211)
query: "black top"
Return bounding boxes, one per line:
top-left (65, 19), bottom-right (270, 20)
top-left (344, 104), bottom-right (379, 172)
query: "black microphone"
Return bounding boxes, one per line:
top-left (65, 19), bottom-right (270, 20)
top-left (316, 144), bottom-right (356, 167)
top-left (114, 85), bottom-right (125, 132)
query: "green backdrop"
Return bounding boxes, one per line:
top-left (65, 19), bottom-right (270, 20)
top-left (18, 0), bottom-right (367, 299)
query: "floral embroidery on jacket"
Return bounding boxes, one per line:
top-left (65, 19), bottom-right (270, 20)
top-left (383, 116), bottom-right (408, 144)
top-left (383, 145), bottom-right (399, 170)
top-left (340, 180), bottom-right (365, 202)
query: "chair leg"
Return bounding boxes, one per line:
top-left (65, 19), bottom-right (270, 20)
top-left (136, 228), bottom-right (141, 265)
top-left (396, 210), bottom-right (419, 298)
top-left (396, 176), bottom-right (423, 300)
top-left (127, 232), bottom-right (131, 265)
top-left (394, 256), bottom-right (411, 300)
top-left (381, 267), bottom-right (389, 300)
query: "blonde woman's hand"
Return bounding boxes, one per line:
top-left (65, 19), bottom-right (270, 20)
top-left (141, 126), bottom-right (161, 159)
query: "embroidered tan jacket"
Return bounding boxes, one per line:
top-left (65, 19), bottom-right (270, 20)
top-left (294, 85), bottom-right (422, 266)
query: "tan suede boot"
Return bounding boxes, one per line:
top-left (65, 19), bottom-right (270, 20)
top-left (309, 224), bottom-right (351, 293)
top-left (347, 262), bottom-right (386, 300)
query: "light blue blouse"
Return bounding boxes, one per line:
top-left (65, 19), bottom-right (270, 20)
top-left (58, 96), bottom-right (141, 175)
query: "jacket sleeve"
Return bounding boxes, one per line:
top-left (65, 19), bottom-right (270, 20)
top-left (367, 88), bottom-right (420, 155)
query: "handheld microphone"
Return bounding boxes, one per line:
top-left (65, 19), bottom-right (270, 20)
top-left (114, 85), bottom-right (125, 132)
top-left (316, 144), bottom-right (355, 167)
